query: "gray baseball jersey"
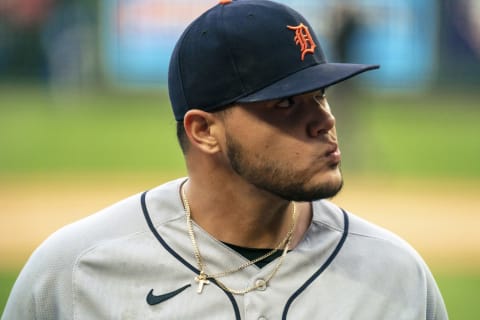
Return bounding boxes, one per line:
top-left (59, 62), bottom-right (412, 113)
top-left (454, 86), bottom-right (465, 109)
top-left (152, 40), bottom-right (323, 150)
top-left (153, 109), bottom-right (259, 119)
top-left (2, 178), bottom-right (448, 319)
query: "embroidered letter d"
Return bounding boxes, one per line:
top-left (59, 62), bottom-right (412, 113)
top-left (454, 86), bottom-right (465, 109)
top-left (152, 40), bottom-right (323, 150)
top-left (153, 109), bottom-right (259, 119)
top-left (287, 23), bottom-right (317, 61)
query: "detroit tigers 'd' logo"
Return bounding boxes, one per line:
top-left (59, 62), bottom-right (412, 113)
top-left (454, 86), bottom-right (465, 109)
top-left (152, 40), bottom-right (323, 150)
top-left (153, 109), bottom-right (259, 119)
top-left (287, 23), bottom-right (316, 61)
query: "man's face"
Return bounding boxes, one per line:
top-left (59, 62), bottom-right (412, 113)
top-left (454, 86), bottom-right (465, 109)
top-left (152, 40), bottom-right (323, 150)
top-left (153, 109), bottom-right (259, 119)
top-left (220, 89), bottom-right (343, 202)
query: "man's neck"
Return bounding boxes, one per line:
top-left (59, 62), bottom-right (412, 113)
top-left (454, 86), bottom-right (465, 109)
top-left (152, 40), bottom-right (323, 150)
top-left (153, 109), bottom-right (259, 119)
top-left (182, 178), bottom-right (312, 249)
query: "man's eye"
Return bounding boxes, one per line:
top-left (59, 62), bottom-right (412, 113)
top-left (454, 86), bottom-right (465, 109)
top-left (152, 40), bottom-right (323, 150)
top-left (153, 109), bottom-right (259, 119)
top-left (276, 97), bottom-right (294, 108)
top-left (313, 89), bottom-right (326, 103)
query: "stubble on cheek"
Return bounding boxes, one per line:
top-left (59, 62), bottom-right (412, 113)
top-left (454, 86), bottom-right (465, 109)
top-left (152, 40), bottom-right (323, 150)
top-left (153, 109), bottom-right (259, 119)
top-left (226, 136), bottom-right (343, 201)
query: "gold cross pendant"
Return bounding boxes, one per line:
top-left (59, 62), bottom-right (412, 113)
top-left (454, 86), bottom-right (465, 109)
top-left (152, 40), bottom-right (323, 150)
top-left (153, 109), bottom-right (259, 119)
top-left (195, 273), bottom-right (210, 294)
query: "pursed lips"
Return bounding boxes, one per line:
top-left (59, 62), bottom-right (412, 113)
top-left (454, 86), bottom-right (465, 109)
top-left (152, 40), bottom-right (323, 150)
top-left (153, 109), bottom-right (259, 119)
top-left (324, 142), bottom-right (341, 163)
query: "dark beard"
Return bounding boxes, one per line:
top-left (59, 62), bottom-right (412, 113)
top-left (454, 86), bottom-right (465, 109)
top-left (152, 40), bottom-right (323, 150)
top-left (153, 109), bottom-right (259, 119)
top-left (226, 133), bottom-right (343, 202)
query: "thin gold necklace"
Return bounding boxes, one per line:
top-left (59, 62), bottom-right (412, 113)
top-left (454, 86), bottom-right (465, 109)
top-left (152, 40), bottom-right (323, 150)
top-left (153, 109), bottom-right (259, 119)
top-left (181, 182), bottom-right (297, 295)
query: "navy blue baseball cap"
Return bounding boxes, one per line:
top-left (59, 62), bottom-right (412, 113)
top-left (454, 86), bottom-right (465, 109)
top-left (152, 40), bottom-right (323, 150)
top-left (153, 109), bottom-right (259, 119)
top-left (168, 0), bottom-right (379, 121)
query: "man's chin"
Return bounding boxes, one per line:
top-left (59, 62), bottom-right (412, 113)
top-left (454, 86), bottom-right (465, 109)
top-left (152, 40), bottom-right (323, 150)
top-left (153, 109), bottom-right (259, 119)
top-left (309, 179), bottom-right (343, 201)
top-left (304, 172), bottom-right (344, 201)
top-left (273, 178), bottom-right (344, 202)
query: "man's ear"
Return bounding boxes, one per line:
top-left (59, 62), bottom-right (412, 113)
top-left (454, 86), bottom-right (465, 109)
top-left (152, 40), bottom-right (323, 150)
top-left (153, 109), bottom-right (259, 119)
top-left (183, 110), bottom-right (222, 154)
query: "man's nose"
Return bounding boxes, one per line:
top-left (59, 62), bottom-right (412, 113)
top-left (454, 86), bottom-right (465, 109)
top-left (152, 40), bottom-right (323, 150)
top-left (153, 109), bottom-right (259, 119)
top-left (307, 95), bottom-right (336, 137)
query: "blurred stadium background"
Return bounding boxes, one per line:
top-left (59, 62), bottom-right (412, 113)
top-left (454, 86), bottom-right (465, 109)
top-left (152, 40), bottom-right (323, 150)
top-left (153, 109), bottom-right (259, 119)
top-left (1, 0), bottom-right (479, 318)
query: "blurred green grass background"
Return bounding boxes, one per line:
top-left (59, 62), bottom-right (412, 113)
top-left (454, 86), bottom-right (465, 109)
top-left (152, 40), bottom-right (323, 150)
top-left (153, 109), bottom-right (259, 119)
top-left (1, 86), bottom-right (479, 318)
top-left (1, 86), bottom-right (479, 177)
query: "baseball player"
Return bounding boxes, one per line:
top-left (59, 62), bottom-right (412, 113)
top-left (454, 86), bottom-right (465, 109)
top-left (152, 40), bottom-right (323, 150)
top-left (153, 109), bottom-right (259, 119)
top-left (2, 0), bottom-right (448, 319)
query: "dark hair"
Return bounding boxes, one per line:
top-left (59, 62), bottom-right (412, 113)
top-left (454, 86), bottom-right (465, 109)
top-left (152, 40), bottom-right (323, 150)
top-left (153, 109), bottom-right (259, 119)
top-left (176, 121), bottom-right (189, 154)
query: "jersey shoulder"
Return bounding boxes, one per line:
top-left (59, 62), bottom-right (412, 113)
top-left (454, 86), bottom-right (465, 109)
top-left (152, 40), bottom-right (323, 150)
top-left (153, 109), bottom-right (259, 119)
top-left (312, 200), bottom-right (448, 320)
top-left (314, 199), bottom-right (421, 261)
top-left (2, 178), bottom-right (185, 319)
top-left (27, 178), bottom-right (184, 267)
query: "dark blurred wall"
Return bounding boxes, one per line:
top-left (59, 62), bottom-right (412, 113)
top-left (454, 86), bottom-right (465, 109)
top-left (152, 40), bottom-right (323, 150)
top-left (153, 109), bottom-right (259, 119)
top-left (0, 0), bottom-right (97, 86)
top-left (0, 0), bottom-right (55, 78)
top-left (438, 0), bottom-right (480, 88)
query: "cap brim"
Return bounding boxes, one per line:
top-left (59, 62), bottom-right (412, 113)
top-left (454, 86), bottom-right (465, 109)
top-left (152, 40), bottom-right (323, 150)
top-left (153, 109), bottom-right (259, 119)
top-left (236, 63), bottom-right (380, 103)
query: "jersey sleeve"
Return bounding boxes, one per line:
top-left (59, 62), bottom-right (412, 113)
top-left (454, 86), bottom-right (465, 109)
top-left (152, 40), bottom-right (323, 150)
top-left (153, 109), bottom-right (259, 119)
top-left (2, 192), bottom-right (147, 320)
top-left (425, 264), bottom-right (448, 320)
top-left (1, 231), bottom-right (75, 320)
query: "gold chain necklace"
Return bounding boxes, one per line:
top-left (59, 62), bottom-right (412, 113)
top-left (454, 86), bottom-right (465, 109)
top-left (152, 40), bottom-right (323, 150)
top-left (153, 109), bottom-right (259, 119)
top-left (181, 182), bottom-right (297, 295)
